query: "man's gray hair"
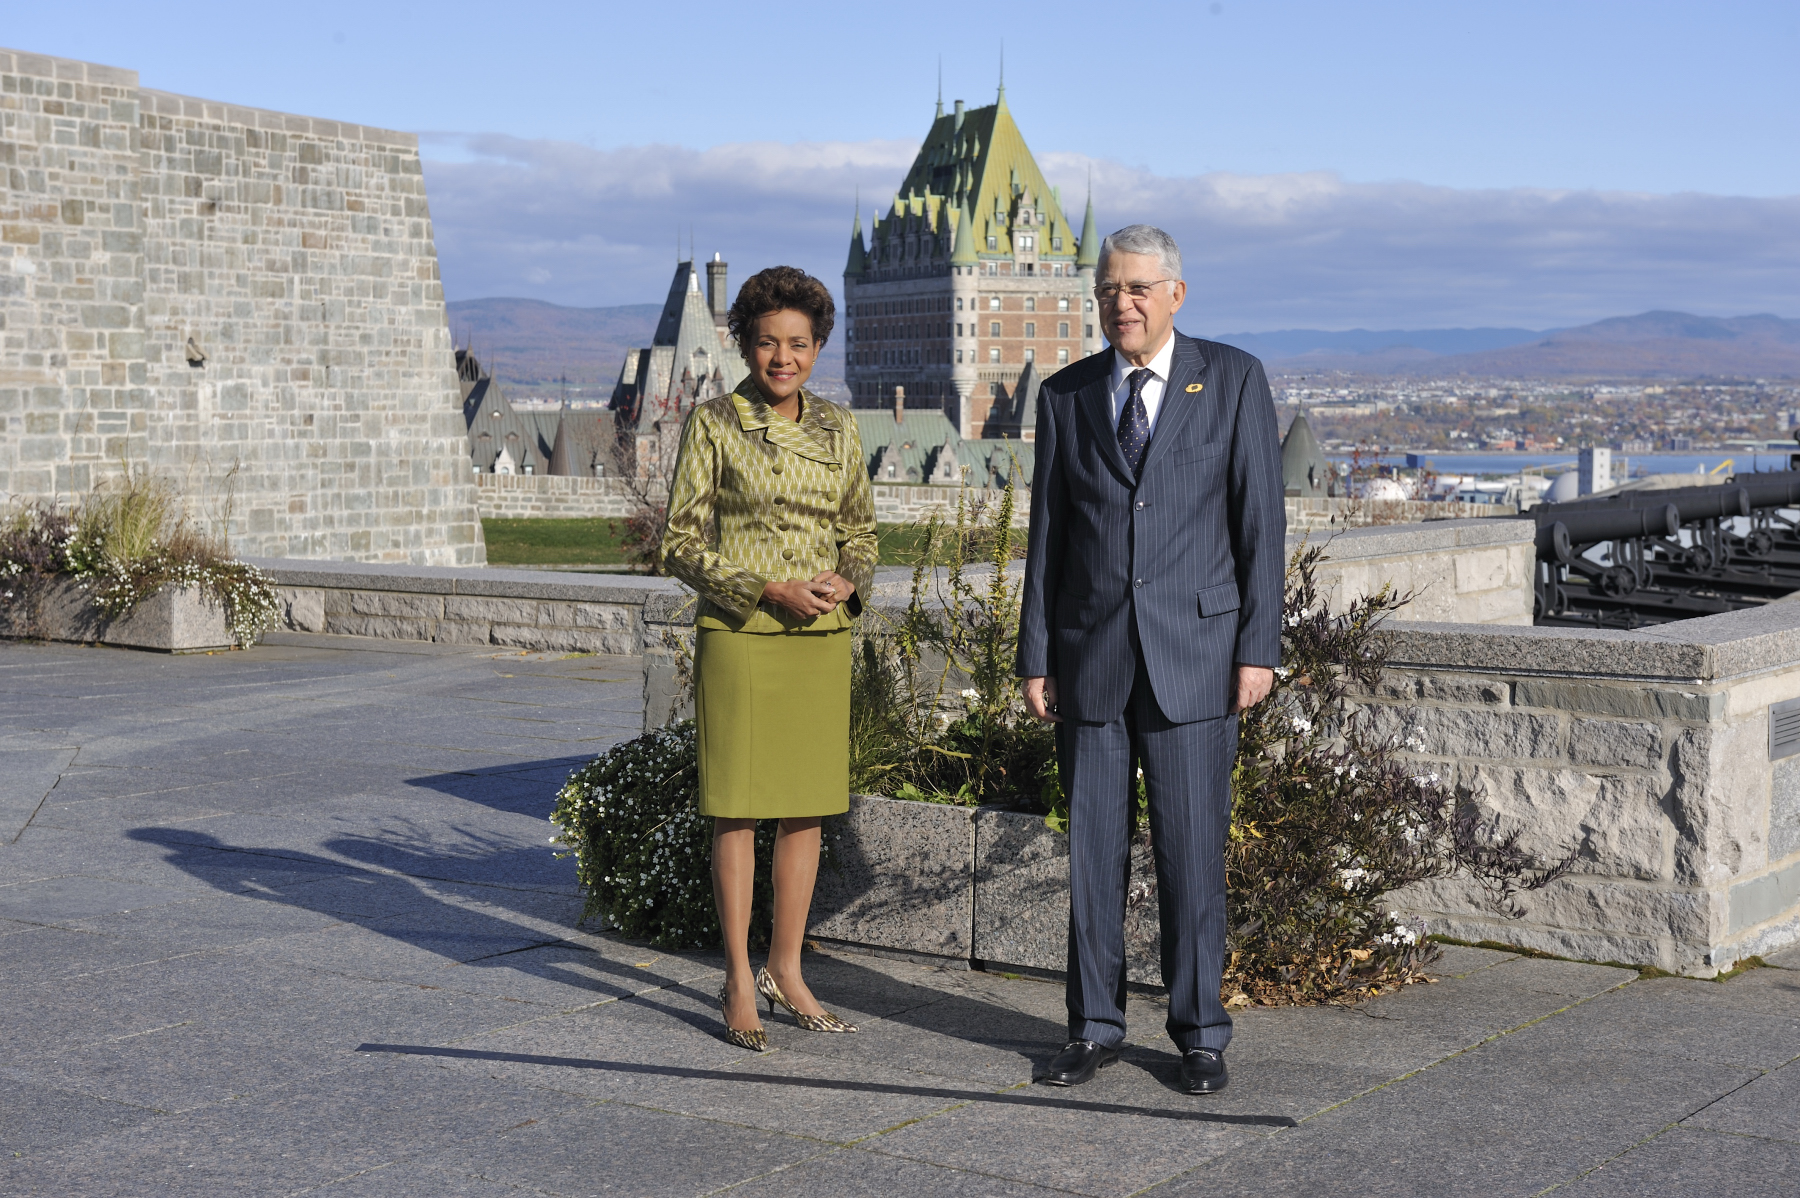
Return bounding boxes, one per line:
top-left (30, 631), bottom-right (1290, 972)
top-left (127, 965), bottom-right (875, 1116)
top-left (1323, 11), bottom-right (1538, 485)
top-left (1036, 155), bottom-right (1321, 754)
top-left (1097, 224), bottom-right (1183, 282)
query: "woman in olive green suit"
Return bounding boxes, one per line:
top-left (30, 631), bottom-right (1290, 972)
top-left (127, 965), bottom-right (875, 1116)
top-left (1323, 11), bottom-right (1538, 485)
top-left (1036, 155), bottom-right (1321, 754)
top-left (660, 266), bottom-right (877, 1050)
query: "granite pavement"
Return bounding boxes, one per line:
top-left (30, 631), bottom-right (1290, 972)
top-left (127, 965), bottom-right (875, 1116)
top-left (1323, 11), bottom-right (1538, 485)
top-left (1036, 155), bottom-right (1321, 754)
top-left (2, 635), bottom-right (1797, 1196)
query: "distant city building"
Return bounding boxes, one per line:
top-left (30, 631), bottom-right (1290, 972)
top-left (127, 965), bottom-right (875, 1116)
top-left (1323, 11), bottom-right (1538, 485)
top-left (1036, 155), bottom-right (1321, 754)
top-left (842, 83), bottom-right (1102, 442)
top-left (1578, 447), bottom-right (1614, 495)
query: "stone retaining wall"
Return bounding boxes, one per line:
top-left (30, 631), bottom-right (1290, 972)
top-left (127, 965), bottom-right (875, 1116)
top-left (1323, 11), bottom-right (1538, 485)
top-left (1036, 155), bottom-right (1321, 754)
top-left (1287, 497), bottom-right (1517, 529)
top-left (1367, 606), bottom-right (1800, 973)
top-left (0, 579), bottom-right (233, 651)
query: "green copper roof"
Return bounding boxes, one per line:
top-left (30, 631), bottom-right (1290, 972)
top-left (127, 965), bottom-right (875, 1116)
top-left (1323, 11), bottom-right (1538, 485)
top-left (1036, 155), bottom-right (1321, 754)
top-left (863, 92), bottom-right (1088, 266)
top-left (950, 200), bottom-right (977, 265)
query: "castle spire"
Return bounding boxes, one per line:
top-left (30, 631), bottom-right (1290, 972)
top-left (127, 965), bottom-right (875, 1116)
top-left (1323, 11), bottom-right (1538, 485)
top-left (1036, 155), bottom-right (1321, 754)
top-left (936, 58), bottom-right (943, 119)
top-left (997, 42), bottom-right (1006, 107)
top-left (1076, 179), bottom-right (1099, 270)
top-left (844, 199), bottom-right (867, 278)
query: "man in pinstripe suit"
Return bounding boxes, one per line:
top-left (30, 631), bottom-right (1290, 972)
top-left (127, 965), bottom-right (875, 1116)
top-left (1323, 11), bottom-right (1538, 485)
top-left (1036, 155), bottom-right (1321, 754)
top-left (1018, 225), bottom-right (1285, 1094)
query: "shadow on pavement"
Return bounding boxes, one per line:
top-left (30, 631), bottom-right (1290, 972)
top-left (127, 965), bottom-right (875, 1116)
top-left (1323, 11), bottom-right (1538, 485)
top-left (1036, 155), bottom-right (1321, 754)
top-left (353, 1043), bottom-right (1298, 1127)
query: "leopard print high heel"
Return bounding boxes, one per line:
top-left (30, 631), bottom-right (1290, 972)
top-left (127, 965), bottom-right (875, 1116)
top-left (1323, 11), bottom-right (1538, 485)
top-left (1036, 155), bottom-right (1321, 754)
top-left (756, 967), bottom-right (856, 1033)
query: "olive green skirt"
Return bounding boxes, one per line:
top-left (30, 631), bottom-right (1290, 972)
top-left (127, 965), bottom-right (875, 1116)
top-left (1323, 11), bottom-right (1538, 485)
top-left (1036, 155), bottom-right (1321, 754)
top-left (694, 626), bottom-right (850, 819)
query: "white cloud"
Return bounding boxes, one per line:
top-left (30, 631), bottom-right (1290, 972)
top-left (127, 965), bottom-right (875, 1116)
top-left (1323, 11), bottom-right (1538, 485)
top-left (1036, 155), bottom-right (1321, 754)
top-left (422, 135), bottom-right (1800, 330)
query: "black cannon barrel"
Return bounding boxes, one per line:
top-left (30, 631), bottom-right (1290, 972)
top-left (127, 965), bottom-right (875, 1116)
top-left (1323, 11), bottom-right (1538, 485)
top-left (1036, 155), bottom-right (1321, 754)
top-left (1537, 503), bottom-right (1679, 557)
top-left (1540, 486), bottom-right (1749, 524)
top-left (1733, 474), bottom-right (1800, 510)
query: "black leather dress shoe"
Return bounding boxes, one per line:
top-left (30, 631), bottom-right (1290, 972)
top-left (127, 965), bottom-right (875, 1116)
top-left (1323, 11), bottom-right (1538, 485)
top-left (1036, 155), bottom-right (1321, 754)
top-left (1180, 1048), bottom-right (1228, 1094)
top-left (1041, 1039), bottom-right (1120, 1086)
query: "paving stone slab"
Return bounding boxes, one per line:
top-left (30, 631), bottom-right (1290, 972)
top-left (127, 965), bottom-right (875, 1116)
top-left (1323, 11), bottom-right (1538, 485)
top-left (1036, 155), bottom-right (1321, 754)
top-left (726, 1146), bottom-right (1078, 1197)
top-left (1147, 1026), bottom-right (1758, 1198)
top-left (0, 1074), bottom-right (163, 1155)
top-left (6, 1055), bottom-right (584, 1197)
top-left (0, 875), bottom-right (210, 923)
top-left (426, 1098), bottom-right (825, 1197)
top-left (1684, 1057), bottom-right (1800, 1141)
top-left (1557, 1126), bottom-right (1800, 1197)
top-left (0, 746), bottom-right (78, 841)
top-left (867, 1087), bottom-right (1270, 1198)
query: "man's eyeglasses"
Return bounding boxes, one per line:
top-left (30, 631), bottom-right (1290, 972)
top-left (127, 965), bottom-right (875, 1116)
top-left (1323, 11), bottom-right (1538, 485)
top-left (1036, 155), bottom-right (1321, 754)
top-left (1094, 280), bottom-right (1172, 305)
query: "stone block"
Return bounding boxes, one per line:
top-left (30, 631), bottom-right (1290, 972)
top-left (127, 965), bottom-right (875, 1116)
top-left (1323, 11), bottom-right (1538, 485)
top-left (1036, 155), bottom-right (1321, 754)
top-left (326, 614), bottom-right (434, 640)
top-left (970, 807), bottom-right (1162, 984)
top-left (1453, 548), bottom-right (1511, 594)
top-left (1512, 678), bottom-right (1724, 722)
top-left (432, 619), bottom-right (492, 646)
top-left (1568, 719), bottom-right (1662, 770)
top-left (641, 647), bottom-right (693, 731)
top-left (1458, 764), bottom-right (1669, 882)
top-left (810, 795), bottom-right (976, 959)
top-left (441, 595), bottom-right (537, 624)
top-left (1772, 758), bottom-right (1800, 863)
top-left (1729, 859), bottom-right (1800, 935)
top-left (538, 602), bottom-right (636, 631)
top-left (278, 587), bottom-right (325, 633)
top-left (1375, 672), bottom-right (1509, 706)
top-left (488, 624), bottom-right (634, 655)
top-left (345, 590), bottom-right (443, 619)
top-left (1368, 704), bottom-right (1563, 760)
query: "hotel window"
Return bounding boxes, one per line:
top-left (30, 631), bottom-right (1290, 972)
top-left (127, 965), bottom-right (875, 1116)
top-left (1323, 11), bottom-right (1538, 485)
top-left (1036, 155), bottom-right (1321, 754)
top-left (956, 349), bottom-right (964, 363)
top-left (986, 236), bottom-right (997, 250)
top-left (1025, 297), bottom-right (1036, 312)
top-left (989, 296), bottom-right (1000, 310)
top-left (1052, 237), bottom-right (1062, 251)
top-left (1085, 324), bottom-right (1095, 338)
top-left (1024, 322), bottom-right (1036, 338)
top-left (988, 347), bottom-right (1001, 363)
top-left (1084, 299), bottom-right (1094, 312)
top-left (1058, 348), bottom-right (1070, 365)
top-left (1059, 297), bottom-right (1070, 312)
top-left (989, 321), bottom-right (1001, 336)
top-left (955, 323), bottom-right (962, 337)
top-left (1059, 321), bottom-right (1069, 338)
top-left (1024, 348), bottom-right (1035, 362)
top-left (985, 262), bottom-right (997, 275)
top-left (956, 297), bottom-right (963, 310)
top-left (1019, 235), bottom-right (1034, 251)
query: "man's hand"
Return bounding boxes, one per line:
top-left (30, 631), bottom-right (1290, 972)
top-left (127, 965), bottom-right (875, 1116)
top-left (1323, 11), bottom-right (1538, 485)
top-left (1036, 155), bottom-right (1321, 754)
top-left (1233, 665), bottom-right (1275, 713)
top-left (1023, 676), bottom-right (1062, 723)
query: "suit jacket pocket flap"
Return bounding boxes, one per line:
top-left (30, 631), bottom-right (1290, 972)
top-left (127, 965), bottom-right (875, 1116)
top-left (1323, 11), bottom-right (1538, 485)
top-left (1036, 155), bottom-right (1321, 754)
top-left (1197, 581), bottom-right (1241, 617)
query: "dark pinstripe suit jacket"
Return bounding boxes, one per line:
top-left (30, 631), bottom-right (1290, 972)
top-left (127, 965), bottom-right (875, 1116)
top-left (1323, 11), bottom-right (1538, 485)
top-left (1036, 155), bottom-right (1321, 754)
top-left (1016, 333), bottom-right (1286, 724)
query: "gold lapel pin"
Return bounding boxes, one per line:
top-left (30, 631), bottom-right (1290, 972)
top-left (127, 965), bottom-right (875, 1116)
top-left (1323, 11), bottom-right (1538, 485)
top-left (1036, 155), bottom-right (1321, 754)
top-left (1185, 383), bottom-right (1204, 393)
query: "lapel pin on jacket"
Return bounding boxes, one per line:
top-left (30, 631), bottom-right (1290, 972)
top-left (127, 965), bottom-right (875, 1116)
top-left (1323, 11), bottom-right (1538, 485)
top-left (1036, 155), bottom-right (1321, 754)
top-left (1186, 383), bottom-right (1204, 393)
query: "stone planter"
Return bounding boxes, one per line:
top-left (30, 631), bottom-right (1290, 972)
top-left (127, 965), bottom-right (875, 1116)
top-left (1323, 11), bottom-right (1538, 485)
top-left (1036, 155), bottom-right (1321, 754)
top-left (973, 807), bottom-right (1163, 985)
top-left (809, 794), bottom-right (976, 962)
top-left (0, 578), bottom-right (234, 653)
top-left (809, 793), bottom-right (1163, 984)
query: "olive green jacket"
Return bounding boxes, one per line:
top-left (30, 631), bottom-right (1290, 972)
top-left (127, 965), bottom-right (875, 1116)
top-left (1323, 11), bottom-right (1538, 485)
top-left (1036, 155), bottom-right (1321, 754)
top-left (660, 381), bottom-right (878, 633)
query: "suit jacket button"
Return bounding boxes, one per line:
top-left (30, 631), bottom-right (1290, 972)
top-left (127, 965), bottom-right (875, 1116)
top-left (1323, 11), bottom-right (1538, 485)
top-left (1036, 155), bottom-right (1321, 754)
top-left (1134, 579), bottom-right (1143, 588)
top-left (778, 522), bottom-right (790, 531)
top-left (772, 463), bottom-right (783, 474)
top-left (1134, 501), bottom-right (1145, 510)
top-left (783, 549), bottom-right (795, 560)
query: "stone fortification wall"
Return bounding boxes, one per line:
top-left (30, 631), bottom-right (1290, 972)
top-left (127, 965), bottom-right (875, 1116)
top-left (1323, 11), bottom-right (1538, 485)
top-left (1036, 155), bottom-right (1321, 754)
top-left (1286, 497), bottom-right (1517, 530)
top-left (1299, 518), bottom-right (1533, 626)
top-left (0, 48), bottom-right (483, 564)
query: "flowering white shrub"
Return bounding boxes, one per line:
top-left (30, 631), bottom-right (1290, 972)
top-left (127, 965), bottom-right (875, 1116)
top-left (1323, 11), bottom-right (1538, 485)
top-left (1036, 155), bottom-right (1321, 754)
top-left (549, 721), bottom-right (777, 949)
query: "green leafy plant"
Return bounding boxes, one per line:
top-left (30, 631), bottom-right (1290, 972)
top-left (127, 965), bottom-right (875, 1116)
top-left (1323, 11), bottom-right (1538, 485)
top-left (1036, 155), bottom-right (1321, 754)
top-left (848, 478), bottom-right (1054, 807)
top-left (1221, 543), bottom-right (1574, 1004)
top-left (550, 720), bottom-right (778, 949)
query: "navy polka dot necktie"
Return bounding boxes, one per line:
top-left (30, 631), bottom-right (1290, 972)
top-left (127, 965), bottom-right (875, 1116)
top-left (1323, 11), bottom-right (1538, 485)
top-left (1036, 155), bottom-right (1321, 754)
top-left (1117, 368), bottom-right (1152, 478)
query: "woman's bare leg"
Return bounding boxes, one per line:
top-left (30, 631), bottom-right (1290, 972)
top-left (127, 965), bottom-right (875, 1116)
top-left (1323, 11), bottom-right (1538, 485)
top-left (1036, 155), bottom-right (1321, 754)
top-left (765, 816), bottom-right (827, 1016)
top-left (712, 817), bottom-right (762, 1031)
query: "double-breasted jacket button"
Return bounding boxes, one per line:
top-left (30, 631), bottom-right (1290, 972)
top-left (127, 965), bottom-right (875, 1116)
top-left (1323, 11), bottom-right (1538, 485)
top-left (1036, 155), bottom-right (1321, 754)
top-left (771, 463), bottom-right (783, 475)
top-left (782, 549), bottom-right (795, 560)
top-left (773, 496), bottom-right (785, 505)
top-left (778, 522), bottom-right (790, 531)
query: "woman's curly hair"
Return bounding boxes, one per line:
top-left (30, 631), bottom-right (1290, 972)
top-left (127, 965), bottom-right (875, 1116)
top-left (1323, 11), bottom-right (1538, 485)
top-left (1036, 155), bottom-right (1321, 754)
top-left (727, 266), bottom-right (835, 356)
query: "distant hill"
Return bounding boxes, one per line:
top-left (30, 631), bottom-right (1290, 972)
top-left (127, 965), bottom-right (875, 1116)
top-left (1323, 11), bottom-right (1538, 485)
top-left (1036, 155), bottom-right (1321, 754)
top-left (1213, 311), bottom-right (1800, 378)
top-left (445, 297), bottom-right (847, 398)
top-left (1421, 312), bottom-right (1800, 378)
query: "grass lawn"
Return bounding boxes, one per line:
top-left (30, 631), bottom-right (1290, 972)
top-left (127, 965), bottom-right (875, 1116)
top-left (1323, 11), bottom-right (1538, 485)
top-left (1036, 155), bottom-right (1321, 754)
top-left (482, 518), bottom-right (942, 568)
top-left (482, 518), bottom-right (632, 566)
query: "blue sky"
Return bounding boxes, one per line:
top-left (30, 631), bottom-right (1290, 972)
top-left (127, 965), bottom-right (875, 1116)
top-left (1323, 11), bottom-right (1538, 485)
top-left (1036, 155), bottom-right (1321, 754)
top-left (12, 1), bottom-right (1799, 328)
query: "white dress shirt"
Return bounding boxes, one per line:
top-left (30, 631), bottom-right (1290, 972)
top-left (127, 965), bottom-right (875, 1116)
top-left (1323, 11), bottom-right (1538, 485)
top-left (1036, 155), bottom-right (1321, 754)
top-left (1108, 332), bottom-right (1177, 437)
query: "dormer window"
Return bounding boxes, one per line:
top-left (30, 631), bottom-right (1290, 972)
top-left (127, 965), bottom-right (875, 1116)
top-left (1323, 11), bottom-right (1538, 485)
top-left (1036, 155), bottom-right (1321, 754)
top-left (986, 235), bottom-right (997, 250)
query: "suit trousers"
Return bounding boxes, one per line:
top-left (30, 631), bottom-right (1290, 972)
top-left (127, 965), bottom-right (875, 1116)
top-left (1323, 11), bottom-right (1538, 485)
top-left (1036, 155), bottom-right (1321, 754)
top-left (1060, 653), bottom-right (1237, 1053)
